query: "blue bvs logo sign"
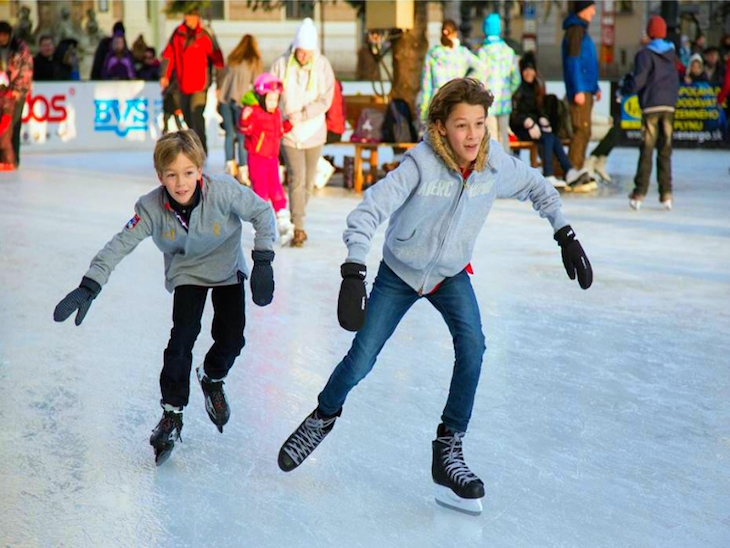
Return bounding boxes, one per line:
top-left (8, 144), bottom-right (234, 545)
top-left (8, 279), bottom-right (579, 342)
top-left (94, 99), bottom-right (149, 137)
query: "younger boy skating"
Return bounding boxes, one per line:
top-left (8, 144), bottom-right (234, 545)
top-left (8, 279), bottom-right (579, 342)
top-left (53, 130), bottom-right (277, 465)
top-left (277, 79), bottom-right (593, 515)
top-left (239, 73), bottom-right (295, 245)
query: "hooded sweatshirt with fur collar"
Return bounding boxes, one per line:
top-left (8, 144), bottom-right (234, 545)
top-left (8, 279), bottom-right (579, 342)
top-left (344, 127), bottom-right (568, 294)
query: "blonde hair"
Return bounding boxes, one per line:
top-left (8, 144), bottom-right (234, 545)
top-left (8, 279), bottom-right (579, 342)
top-left (153, 130), bottom-right (206, 175)
top-left (427, 78), bottom-right (494, 127)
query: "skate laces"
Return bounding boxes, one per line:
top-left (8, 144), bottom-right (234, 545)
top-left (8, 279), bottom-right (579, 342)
top-left (284, 412), bottom-right (336, 464)
top-left (437, 432), bottom-right (478, 486)
top-left (159, 412), bottom-right (183, 441)
top-left (204, 379), bottom-right (227, 412)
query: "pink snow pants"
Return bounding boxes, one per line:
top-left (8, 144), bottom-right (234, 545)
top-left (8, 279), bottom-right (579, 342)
top-left (248, 154), bottom-right (287, 213)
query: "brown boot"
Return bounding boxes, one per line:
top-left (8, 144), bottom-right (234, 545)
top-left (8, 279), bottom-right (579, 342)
top-left (291, 229), bottom-right (307, 247)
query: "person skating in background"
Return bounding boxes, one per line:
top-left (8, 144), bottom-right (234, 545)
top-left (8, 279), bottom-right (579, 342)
top-left (0, 70), bottom-right (15, 170)
top-left (218, 34), bottom-right (262, 183)
top-left (621, 16), bottom-right (680, 211)
top-left (277, 78), bottom-right (593, 516)
top-left (161, 6), bottom-right (224, 153)
top-left (475, 13), bottom-right (520, 153)
top-left (101, 31), bottom-right (136, 80)
top-left (270, 17), bottom-right (335, 248)
top-left (0, 21), bottom-right (32, 170)
top-left (418, 19), bottom-right (482, 124)
top-left (562, 1), bottom-right (600, 192)
top-left (53, 130), bottom-right (277, 466)
top-left (510, 52), bottom-right (589, 190)
top-left (238, 74), bottom-right (296, 246)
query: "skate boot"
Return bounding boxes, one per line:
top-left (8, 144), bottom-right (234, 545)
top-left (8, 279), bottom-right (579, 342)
top-left (660, 193), bottom-right (672, 211)
top-left (278, 407), bottom-right (341, 472)
top-left (225, 160), bottom-right (239, 179)
top-left (196, 366), bottom-right (230, 433)
top-left (629, 193), bottom-right (643, 211)
top-left (566, 168), bottom-right (598, 193)
top-left (594, 155), bottom-right (611, 182)
top-left (150, 402), bottom-right (183, 466)
top-left (236, 164), bottom-right (251, 187)
top-left (276, 209), bottom-right (295, 247)
top-left (432, 424), bottom-right (485, 516)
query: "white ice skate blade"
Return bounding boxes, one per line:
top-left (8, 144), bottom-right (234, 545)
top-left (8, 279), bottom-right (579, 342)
top-left (434, 484), bottom-right (483, 516)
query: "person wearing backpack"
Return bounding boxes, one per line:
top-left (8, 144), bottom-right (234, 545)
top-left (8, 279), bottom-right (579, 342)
top-left (270, 18), bottom-right (335, 247)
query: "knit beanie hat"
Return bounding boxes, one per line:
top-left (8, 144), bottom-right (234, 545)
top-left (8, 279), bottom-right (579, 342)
top-left (573, 1), bottom-right (595, 14)
top-left (293, 17), bottom-right (318, 51)
top-left (646, 16), bottom-right (667, 40)
top-left (519, 51), bottom-right (537, 73)
top-left (483, 13), bottom-right (501, 38)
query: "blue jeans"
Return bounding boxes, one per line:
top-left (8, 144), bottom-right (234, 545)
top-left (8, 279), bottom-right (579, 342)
top-left (219, 101), bottom-right (246, 164)
top-left (540, 132), bottom-right (572, 177)
top-left (318, 262), bottom-right (486, 432)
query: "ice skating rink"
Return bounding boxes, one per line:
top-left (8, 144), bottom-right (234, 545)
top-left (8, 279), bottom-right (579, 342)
top-left (1, 146), bottom-right (729, 548)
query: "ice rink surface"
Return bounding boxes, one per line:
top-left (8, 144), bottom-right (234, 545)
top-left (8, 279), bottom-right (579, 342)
top-left (1, 145), bottom-right (729, 548)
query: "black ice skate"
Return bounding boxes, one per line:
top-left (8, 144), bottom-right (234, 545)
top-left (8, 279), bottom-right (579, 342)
top-left (432, 424), bottom-right (485, 516)
top-left (149, 403), bottom-right (183, 467)
top-left (196, 366), bottom-right (230, 433)
top-left (278, 407), bottom-right (341, 472)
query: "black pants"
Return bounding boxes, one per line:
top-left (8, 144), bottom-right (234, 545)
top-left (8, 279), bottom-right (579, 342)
top-left (180, 91), bottom-right (208, 153)
top-left (161, 281), bottom-right (246, 408)
top-left (590, 126), bottom-right (617, 158)
top-left (633, 111), bottom-right (674, 199)
top-left (11, 93), bottom-right (25, 167)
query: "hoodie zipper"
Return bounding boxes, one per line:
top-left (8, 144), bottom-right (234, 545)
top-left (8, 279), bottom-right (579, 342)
top-left (417, 172), bottom-right (470, 296)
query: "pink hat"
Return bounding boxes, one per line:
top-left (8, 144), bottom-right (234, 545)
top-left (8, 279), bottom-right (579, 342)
top-left (254, 73), bottom-right (284, 95)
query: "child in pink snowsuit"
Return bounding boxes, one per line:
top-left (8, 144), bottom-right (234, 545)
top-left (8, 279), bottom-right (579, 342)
top-left (238, 73), bottom-right (295, 244)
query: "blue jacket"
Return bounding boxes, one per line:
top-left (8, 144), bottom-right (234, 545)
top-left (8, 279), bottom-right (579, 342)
top-left (343, 127), bottom-right (568, 294)
top-left (562, 14), bottom-right (599, 100)
top-left (621, 40), bottom-right (680, 111)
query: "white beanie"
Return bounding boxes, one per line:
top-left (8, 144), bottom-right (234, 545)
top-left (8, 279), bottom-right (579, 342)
top-left (293, 17), bottom-right (318, 51)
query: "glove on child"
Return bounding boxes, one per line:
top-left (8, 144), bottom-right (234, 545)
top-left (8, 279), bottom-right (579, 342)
top-left (53, 277), bottom-right (102, 326)
top-left (250, 250), bottom-right (275, 306)
top-left (338, 262), bottom-right (368, 332)
top-left (554, 225), bottom-right (593, 290)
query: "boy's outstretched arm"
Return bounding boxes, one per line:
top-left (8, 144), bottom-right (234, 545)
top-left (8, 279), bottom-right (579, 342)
top-left (338, 156), bottom-right (421, 331)
top-left (230, 183), bottom-right (277, 306)
top-left (54, 202), bottom-right (154, 325)
top-left (495, 146), bottom-right (593, 289)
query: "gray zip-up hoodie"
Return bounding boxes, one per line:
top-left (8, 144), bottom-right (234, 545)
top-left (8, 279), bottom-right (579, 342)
top-left (344, 127), bottom-right (569, 294)
top-left (84, 173), bottom-right (276, 293)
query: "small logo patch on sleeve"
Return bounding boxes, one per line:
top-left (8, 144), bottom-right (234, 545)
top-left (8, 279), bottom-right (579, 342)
top-left (126, 214), bottom-right (141, 230)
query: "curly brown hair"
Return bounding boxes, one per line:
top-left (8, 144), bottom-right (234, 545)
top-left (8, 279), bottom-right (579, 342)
top-left (426, 78), bottom-right (494, 127)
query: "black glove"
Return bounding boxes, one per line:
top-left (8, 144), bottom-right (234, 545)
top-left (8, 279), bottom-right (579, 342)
top-left (554, 225), bottom-right (593, 290)
top-left (338, 262), bottom-right (368, 332)
top-left (250, 250), bottom-right (275, 306)
top-left (53, 277), bottom-right (102, 326)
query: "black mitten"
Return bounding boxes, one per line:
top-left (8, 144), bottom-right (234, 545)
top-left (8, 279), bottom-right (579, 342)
top-left (554, 225), bottom-right (593, 290)
top-left (53, 277), bottom-right (102, 326)
top-left (338, 262), bottom-right (368, 332)
top-left (250, 249), bottom-right (275, 306)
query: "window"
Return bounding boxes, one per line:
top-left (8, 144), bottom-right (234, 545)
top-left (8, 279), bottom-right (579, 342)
top-left (204, 0), bottom-right (225, 20)
top-left (285, 0), bottom-right (315, 20)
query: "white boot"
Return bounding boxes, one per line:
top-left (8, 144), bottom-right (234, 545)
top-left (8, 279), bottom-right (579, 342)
top-left (629, 198), bottom-right (642, 210)
top-left (594, 155), bottom-right (611, 182)
top-left (276, 209), bottom-right (295, 246)
top-left (565, 167), bottom-right (588, 185)
top-left (314, 157), bottom-right (336, 189)
top-left (225, 160), bottom-right (239, 178)
top-left (237, 165), bottom-right (250, 187)
top-left (582, 155), bottom-right (597, 179)
top-left (545, 175), bottom-right (566, 188)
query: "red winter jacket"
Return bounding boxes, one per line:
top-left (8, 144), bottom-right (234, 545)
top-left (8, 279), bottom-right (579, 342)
top-left (238, 105), bottom-right (292, 159)
top-left (718, 57), bottom-right (730, 107)
top-left (161, 23), bottom-right (224, 95)
top-left (326, 80), bottom-right (346, 135)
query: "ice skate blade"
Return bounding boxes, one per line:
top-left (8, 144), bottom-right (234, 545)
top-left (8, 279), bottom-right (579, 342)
top-left (216, 424), bottom-right (223, 434)
top-left (434, 484), bottom-right (483, 516)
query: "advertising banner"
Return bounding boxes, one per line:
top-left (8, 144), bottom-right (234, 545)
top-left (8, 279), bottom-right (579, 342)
top-left (612, 81), bottom-right (729, 148)
top-left (21, 82), bottom-right (222, 153)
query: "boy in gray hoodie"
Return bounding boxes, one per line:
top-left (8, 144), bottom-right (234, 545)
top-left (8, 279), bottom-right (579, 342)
top-left (53, 130), bottom-right (277, 465)
top-left (277, 79), bottom-right (593, 516)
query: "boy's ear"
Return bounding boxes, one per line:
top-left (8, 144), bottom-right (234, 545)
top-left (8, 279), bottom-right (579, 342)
top-left (436, 119), bottom-right (447, 137)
